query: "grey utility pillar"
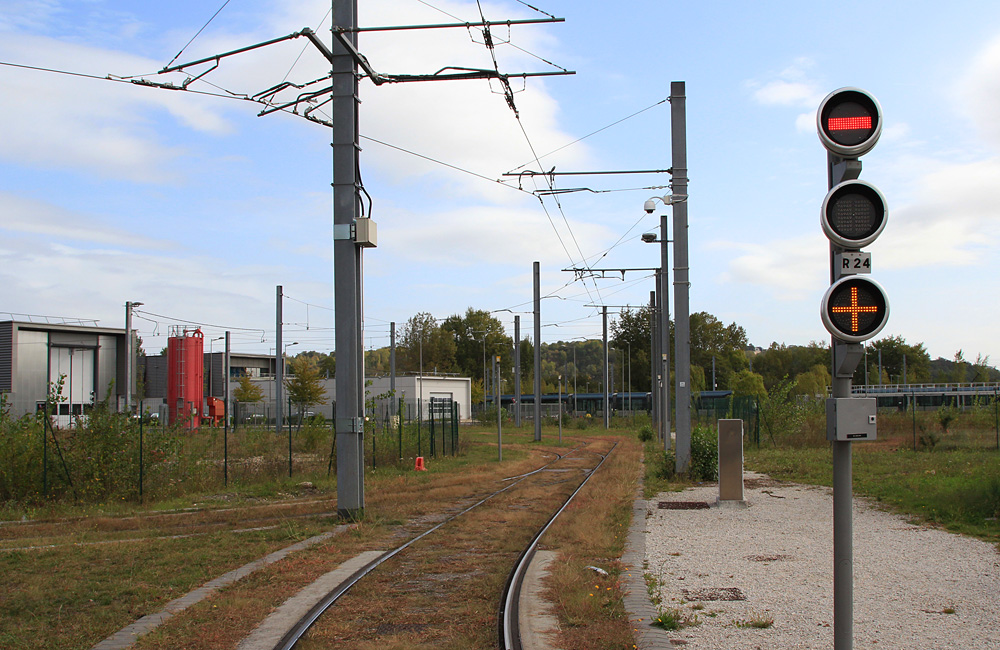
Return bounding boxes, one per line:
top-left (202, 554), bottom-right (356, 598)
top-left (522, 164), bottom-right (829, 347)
top-left (333, 0), bottom-right (365, 518)
top-left (671, 81), bottom-right (692, 473)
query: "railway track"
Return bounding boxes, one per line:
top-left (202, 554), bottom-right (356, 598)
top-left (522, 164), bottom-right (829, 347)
top-left (246, 439), bottom-right (617, 650)
top-left (5, 434), bottom-right (630, 650)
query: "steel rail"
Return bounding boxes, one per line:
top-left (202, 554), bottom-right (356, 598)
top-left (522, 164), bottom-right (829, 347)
top-left (271, 442), bottom-right (590, 650)
top-left (498, 441), bottom-right (619, 650)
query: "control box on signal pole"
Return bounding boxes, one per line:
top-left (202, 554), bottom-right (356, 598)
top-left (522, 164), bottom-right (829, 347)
top-left (826, 398), bottom-right (877, 441)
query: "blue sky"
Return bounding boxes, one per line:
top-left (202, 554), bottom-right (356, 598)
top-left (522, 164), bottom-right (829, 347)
top-left (3, 0), bottom-right (1000, 366)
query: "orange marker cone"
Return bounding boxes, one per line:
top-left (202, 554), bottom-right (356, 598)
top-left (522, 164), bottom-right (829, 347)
top-left (414, 456), bottom-right (427, 471)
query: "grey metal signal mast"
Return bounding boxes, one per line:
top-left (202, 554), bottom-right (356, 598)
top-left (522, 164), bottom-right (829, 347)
top-left (331, 1), bottom-right (365, 518)
top-left (817, 87), bottom-right (890, 650)
top-left (669, 81), bottom-right (692, 474)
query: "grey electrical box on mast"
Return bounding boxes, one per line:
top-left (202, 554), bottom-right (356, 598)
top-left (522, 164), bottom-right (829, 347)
top-left (826, 397), bottom-right (877, 441)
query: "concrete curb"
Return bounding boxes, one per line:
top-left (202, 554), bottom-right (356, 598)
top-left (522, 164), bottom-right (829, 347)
top-left (622, 492), bottom-right (673, 650)
top-left (90, 525), bottom-right (351, 650)
top-left (235, 550), bottom-right (384, 650)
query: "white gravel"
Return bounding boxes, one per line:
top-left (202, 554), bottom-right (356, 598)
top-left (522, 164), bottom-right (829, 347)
top-left (644, 472), bottom-right (1000, 649)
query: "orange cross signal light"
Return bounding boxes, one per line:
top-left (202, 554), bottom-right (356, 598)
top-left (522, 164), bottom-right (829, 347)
top-left (830, 285), bottom-right (879, 332)
top-left (821, 276), bottom-right (889, 343)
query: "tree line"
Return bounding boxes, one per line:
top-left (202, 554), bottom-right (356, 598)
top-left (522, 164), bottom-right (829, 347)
top-left (275, 305), bottom-right (999, 403)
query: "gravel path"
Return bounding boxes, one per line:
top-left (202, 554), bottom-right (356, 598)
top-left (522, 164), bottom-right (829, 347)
top-left (643, 472), bottom-right (1000, 649)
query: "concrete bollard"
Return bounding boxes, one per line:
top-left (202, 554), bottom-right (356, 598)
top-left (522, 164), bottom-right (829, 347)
top-left (717, 419), bottom-right (746, 506)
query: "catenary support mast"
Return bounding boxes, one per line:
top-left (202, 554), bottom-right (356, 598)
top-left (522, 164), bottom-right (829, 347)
top-left (333, 0), bottom-right (365, 518)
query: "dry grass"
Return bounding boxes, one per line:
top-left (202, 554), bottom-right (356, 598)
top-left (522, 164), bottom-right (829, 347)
top-left (543, 434), bottom-right (642, 650)
top-left (2, 426), bottom-right (644, 650)
top-left (295, 437), bottom-right (613, 649)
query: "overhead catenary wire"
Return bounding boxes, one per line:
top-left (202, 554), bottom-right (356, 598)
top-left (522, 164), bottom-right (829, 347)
top-left (131, 309), bottom-right (266, 337)
top-left (506, 96), bottom-right (670, 174)
top-left (9, 15), bottom-right (657, 347)
top-left (164, 0), bottom-right (233, 70)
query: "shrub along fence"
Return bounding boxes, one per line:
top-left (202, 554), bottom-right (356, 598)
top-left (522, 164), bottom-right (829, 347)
top-left (0, 395), bottom-right (463, 505)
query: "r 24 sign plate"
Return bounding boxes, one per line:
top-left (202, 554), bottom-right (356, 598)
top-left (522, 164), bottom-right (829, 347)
top-left (836, 252), bottom-right (871, 275)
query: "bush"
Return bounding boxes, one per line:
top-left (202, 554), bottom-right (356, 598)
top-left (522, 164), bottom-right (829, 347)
top-left (478, 406), bottom-right (509, 425)
top-left (657, 448), bottom-right (676, 480)
top-left (689, 425), bottom-right (718, 481)
top-left (637, 424), bottom-right (654, 442)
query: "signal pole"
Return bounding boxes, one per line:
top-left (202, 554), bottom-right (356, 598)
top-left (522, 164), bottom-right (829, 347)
top-left (514, 315), bottom-right (522, 427)
top-left (817, 88), bottom-right (889, 650)
top-left (276, 286), bottom-right (284, 437)
top-left (670, 81), bottom-right (692, 473)
top-left (603, 306), bottom-right (610, 429)
top-left (333, 0), bottom-right (365, 518)
top-left (533, 261), bottom-right (542, 441)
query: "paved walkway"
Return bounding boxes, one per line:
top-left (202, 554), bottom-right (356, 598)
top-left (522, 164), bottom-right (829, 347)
top-left (622, 492), bottom-right (673, 650)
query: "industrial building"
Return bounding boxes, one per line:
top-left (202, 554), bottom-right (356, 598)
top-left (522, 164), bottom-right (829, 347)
top-left (141, 349), bottom-right (473, 424)
top-left (0, 320), bottom-right (129, 425)
top-left (0, 318), bottom-right (471, 426)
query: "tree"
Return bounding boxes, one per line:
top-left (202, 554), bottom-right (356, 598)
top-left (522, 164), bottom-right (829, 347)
top-left (689, 311), bottom-right (750, 390)
top-left (398, 312), bottom-right (457, 375)
top-left (440, 308), bottom-right (511, 381)
top-left (298, 350), bottom-right (335, 378)
top-left (752, 342), bottom-right (829, 390)
top-left (971, 353), bottom-right (993, 383)
top-left (284, 356), bottom-right (327, 420)
top-left (731, 369), bottom-right (766, 399)
top-left (854, 335), bottom-right (931, 385)
top-left (233, 374), bottom-right (265, 403)
top-left (794, 364), bottom-right (831, 398)
top-left (611, 305), bottom-right (654, 392)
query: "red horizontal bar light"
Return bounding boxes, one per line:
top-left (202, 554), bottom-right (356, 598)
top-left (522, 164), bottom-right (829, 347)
top-left (828, 115), bottom-right (872, 131)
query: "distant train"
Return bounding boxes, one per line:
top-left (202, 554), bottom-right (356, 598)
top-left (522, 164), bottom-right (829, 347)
top-left (486, 391), bottom-right (652, 415)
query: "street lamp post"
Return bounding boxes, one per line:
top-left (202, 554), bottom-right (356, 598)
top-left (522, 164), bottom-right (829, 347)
top-left (125, 301), bottom-right (143, 414)
top-left (283, 341), bottom-right (298, 428)
top-left (557, 373), bottom-right (563, 443)
top-left (641, 227), bottom-right (672, 449)
top-left (209, 336), bottom-right (224, 400)
top-left (473, 330), bottom-right (488, 417)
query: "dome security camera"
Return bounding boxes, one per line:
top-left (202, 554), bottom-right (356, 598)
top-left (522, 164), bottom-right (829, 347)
top-left (643, 199), bottom-right (656, 214)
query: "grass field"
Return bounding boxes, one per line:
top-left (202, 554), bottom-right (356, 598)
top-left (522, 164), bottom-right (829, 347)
top-left (745, 445), bottom-right (1000, 546)
top-left (0, 422), bottom-right (642, 650)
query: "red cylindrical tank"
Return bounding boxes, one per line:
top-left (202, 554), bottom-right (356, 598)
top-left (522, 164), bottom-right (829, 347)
top-left (167, 327), bottom-right (204, 429)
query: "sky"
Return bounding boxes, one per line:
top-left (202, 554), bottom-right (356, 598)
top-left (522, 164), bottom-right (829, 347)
top-left (3, 0), bottom-right (1000, 367)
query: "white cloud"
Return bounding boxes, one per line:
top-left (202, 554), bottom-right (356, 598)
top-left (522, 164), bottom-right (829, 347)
top-left (958, 32), bottom-right (1000, 151)
top-left (753, 80), bottom-right (819, 107)
top-left (0, 192), bottom-right (171, 249)
top-left (710, 234), bottom-right (828, 300)
top-left (794, 111), bottom-right (814, 133)
top-left (379, 202), bottom-right (615, 268)
top-left (0, 0), bottom-right (60, 32)
top-left (880, 157), bottom-right (1000, 268)
top-left (748, 57), bottom-right (822, 109)
top-left (0, 33), bottom-right (234, 182)
top-left (0, 230), bottom-right (291, 342)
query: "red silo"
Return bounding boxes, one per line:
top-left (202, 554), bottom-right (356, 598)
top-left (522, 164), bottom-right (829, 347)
top-left (167, 327), bottom-right (204, 429)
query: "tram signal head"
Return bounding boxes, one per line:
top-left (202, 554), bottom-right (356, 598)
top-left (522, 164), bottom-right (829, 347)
top-left (820, 276), bottom-right (890, 343)
top-left (817, 87), bottom-right (883, 158)
top-left (822, 180), bottom-right (888, 249)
